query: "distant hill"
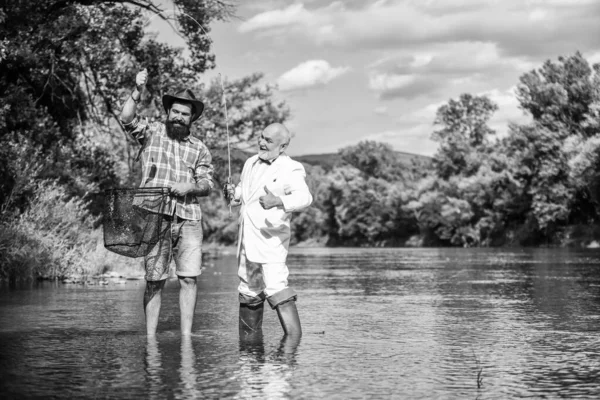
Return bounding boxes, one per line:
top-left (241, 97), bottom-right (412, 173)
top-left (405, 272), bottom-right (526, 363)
top-left (212, 148), bottom-right (433, 172)
top-left (295, 151), bottom-right (432, 170)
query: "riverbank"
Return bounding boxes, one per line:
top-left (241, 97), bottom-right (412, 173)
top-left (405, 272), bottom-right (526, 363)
top-left (5, 222), bottom-right (600, 284)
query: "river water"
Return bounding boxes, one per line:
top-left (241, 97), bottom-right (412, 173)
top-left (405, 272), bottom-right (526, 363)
top-left (1, 247), bottom-right (600, 399)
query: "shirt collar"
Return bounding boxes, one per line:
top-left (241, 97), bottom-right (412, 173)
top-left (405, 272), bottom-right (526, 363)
top-left (257, 157), bottom-right (274, 165)
top-left (257, 152), bottom-right (286, 165)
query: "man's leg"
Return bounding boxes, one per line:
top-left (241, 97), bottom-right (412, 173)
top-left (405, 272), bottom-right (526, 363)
top-left (179, 276), bottom-right (197, 335)
top-left (173, 219), bottom-right (202, 335)
top-left (144, 280), bottom-right (166, 336)
top-left (143, 216), bottom-right (172, 336)
top-left (263, 262), bottom-right (302, 336)
top-left (239, 298), bottom-right (265, 337)
top-left (274, 298), bottom-right (302, 336)
top-left (238, 246), bottom-right (266, 337)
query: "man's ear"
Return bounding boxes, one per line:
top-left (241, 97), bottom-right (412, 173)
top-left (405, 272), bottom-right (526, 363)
top-left (280, 142), bottom-right (289, 152)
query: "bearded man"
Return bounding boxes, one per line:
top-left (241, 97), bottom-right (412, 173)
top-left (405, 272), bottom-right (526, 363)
top-left (120, 69), bottom-right (214, 336)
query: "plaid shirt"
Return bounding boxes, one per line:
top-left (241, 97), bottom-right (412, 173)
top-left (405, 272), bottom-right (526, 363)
top-left (122, 116), bottom-right (214, 220)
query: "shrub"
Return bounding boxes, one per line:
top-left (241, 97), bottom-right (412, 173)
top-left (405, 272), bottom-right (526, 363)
top-left (0, 180), bottom-right (99, 281)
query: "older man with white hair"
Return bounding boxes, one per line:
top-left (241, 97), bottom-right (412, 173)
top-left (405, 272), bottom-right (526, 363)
top-left (224, 123), bottom-right (313, 338)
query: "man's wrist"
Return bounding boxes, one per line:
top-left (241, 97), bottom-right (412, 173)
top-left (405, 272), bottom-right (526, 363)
top-left (131, 89), bottom-right (141, 103)
top-left (274, 197), bottom-right (284, 208)
top-left (194, 181), bottom-right (212, 196)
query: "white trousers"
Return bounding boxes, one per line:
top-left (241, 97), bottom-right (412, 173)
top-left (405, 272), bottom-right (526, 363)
top-left (238, 245), bottom-right (289, 298)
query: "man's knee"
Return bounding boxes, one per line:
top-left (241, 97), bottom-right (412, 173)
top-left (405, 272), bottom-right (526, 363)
top-left (145, 280), bottom-right (165, 293)
top-left (178, 276), bottom-right (197, 288)
top-left (267, 287), bottom-right (297, 309)
top-left (144, 280), bottom-right (165, 305)
top-left (239, 292), bottom-right (266, 306)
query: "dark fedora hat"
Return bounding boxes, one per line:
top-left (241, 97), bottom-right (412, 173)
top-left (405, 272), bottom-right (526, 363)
top-left (162, 89), bottom-right (204, 122)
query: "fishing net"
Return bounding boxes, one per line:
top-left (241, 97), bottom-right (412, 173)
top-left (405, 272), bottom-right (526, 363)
top-left (103, 187), bottom-right (171, 258)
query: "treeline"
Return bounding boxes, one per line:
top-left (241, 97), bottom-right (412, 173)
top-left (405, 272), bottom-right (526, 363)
top-left (284, 52), bottom-right (600, 248)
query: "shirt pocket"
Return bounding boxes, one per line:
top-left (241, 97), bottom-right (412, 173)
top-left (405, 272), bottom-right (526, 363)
top-left (180, 155), bottom-right (197, 183)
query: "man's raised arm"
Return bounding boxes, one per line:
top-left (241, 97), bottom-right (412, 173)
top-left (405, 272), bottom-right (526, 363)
top-left (120, 68), bottom-right (147, 124)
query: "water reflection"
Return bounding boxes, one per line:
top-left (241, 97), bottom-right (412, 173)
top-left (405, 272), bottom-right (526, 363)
top-left (235, 335), bottom-right (300, 399)
top-left (144, 336), bottom-right (164, 400)
top-left (177, 336), bottom-right (200, 399)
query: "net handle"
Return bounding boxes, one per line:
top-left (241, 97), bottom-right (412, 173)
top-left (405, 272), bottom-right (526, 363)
top-left (104, 187), bottom-right (171, 195)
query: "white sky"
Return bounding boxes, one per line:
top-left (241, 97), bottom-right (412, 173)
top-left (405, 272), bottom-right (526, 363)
top-left (150, 0), bottom-right (600, 156)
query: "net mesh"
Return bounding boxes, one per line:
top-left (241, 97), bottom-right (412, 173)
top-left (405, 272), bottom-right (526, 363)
top-left (103, 187), bottom-right (171, 258)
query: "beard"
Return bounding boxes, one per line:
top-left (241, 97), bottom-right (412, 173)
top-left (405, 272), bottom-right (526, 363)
top-left (258, 148), bottom-right (279, 161)
top-left (165, 119), bottom-right (191, 140)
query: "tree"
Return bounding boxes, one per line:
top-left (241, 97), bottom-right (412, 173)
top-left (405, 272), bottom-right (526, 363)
top-left (509, 53), bottom-right (600, 236)
top-left (517, 52), bottom-right (600, 137)
top-left (0, 0), bottom-right (290, 224)
top-left (431, 94), bottom-right (498, 179)
top-left (338, 140), bottom-right (403, 181)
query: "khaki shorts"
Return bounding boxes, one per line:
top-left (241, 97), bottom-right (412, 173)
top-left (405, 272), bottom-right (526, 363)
top-left (144, 216), bottom-right (203, 281)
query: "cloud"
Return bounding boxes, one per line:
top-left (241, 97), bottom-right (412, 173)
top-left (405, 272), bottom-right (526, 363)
top-left (478, 87), bottom-right (531, 135)
top-left (241, 1), bottom-right (600, 58)
top-left (366, 41), bottom-right (536, 100)
top-left (368, 72), bottom-right (441, 100)
top-left (238, 4), bottom-right (311, 33)
top-left (243, 1), bottom-right (600, 101)
top-left (374, 106), bottom-right (388, 115)
top-left (276, 60), bottom-right (350, 91)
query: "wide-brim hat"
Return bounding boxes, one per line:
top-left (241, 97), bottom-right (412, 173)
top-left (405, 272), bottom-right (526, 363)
top-left (162, 89), bottom-right (204, 122)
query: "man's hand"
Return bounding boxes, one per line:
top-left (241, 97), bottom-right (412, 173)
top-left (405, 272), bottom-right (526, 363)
top-left (170, 183), bottom-right (194, 197)
top-left (223, 183), bottom-right (236, 203)
top-left (259, 186), bottom-right (283, 210)
top-left (136, 68), bottom-right (148, 91)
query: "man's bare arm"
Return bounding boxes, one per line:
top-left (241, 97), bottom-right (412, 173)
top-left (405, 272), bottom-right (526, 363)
top-left (120, 69), bottom-right (147, 124)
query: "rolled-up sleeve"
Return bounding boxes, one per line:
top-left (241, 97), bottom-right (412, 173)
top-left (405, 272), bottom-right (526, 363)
top-left (120, 115), bottom-right (148, 144)
top-left (194, 146), bottom-right (215, 190)
top-left (280, 164), bottom-right (313, 212)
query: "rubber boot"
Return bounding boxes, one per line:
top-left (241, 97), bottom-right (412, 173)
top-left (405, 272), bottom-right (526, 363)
top-left (275, 299), bottom-right (302, 336)
top-left (239, 302), bottom-right (264, 338)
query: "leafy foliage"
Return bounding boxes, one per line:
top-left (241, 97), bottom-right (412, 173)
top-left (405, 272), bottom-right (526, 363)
top-left (0, 0), bottom-right (292, 279)
top-left (406, 52), bottom-right (600, 246)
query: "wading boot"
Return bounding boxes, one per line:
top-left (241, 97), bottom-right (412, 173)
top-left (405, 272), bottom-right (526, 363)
top-left (239, 302), bottom-right (264, 338)
top-left (275, 300), bottom-right (302, 336)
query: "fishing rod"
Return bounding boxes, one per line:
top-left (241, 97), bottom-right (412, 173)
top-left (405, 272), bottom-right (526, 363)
top-left (218, 72), bottom-right (233, 217)
top-left (144, 8), bottom-right (233, 217)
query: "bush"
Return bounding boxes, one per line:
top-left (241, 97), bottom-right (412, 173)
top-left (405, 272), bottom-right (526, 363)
top-left (0, 180), bottom-right (99, 281)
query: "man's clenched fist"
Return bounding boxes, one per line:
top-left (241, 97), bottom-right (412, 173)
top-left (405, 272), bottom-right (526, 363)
top-left (136, 68), bottom-right (148, 91)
